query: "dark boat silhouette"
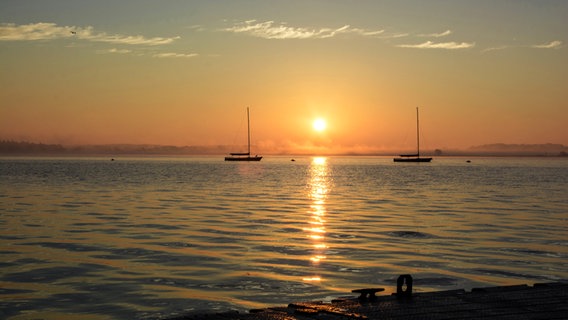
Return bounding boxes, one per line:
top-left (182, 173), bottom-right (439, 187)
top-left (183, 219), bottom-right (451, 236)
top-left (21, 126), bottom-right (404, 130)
top-left (394, 107), bottom-right (432, 163)
top-left (225, 107), bottom-right (262, 161)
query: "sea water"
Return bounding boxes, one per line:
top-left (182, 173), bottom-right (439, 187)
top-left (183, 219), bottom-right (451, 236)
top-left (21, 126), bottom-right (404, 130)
top-left (0, 156), bottom-right (566, 319)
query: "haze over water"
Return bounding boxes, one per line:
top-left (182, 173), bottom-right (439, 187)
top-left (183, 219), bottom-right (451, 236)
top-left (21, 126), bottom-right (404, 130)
top-left (1, 156), bottom-right (566, 319)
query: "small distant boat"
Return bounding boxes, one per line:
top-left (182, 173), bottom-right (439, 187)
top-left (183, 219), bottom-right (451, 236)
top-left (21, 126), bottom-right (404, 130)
top-left (394, 107), bottom-right (432, 163)
top-left (225, 107), bottom-right (262, 162)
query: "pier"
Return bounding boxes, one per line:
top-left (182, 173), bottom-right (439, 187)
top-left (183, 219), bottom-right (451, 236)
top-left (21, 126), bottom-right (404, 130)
top-left (169, 279), bottom-right (567, 319)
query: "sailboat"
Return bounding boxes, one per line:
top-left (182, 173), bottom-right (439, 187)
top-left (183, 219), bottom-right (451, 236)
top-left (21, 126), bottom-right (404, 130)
top-left (394, 107), bottom-right (432, 162)
top-left (225, 107), bottom-right (262, 161)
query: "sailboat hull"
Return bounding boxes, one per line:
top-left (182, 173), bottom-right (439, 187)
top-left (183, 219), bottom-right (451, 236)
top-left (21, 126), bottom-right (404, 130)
top-left (225, 156), bottom-right (262, 161)
top-left (393, 157), bottom-right (432, 163)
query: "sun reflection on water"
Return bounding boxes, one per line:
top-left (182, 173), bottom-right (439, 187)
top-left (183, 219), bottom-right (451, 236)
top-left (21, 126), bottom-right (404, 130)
top-left (303, 157), bottom-right (331, 283)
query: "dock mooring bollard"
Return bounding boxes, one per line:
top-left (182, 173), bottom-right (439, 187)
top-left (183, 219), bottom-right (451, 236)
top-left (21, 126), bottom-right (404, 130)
top-left (352, 288), bottom-right (385, 301)
top-left (396, 274), bottom-right (413, 298)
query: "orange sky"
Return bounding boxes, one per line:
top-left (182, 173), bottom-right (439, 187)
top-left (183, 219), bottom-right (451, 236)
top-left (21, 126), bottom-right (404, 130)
top-left (1, 1), bottom-right (567, 154)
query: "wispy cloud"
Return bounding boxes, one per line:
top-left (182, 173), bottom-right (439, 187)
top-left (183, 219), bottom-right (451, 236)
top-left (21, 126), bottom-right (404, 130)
top-left (224, 20), bottom-right (384, 39)
top-left (153, 52), bottom-right (198, 58)
top-left (95, 48), bottom-right (197, 59)
top-left (481, 45), bottom-right (510, 53)
top-left (419, 30), bottom-right (452, 38)
top-left (0, 22), bottom-right (179, 45)
top-left (532, 40), bottom-right (562, 49)
top-left (482, 40), bottom-right (563, 53)
top-left (98, 48), bottom-right (132, 54)
top-left (379, 32), bottom-right (409, 39)
top-left (397, 41), bottom-right (475, 49)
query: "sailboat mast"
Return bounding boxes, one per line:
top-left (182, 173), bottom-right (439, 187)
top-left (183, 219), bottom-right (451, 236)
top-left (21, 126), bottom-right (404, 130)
top-left (247, 107), bottom-right (251, 155)
top-left (416, 107), bottom-right (420, 156)
top-left (393, 106), bottom-right (431, 162)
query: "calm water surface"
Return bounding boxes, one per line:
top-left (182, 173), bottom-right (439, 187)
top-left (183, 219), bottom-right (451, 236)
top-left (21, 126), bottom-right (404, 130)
top-left (1, 156), bottom-right (567, 319)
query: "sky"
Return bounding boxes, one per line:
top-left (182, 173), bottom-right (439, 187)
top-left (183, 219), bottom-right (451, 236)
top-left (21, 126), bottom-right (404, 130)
top-left (1, 0), bottom-right (567, 154)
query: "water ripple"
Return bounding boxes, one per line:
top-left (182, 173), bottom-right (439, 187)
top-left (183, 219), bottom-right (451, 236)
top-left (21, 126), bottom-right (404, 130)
top-left (1, 156), bottom-right (566, 319)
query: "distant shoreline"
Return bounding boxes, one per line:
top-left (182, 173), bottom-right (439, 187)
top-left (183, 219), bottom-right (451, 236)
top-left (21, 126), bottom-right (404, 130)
top-left (1, 140), bottom-right (567, 157)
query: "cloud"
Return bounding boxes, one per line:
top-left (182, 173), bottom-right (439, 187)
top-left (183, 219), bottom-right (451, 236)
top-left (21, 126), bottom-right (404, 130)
top-left (97, 48), bottom-right (132, 54)
top-left (346, 27), bottom-right (385, 37)
top-left (153, 52), bottom-right (198, 58)
top-left (483, 40), bottom-right (563, 53)
top-left (419, 30), bottom-right (452, 38)
top-left (377, 32), bottom-right (409, 39)
top-left (0, 22), bottom-right (179, 45)
top-left (532, 40), bottom-right (562, 49)
top-left (397, 41), bottom-right (475, 49)
top-left (481, 45), bottom-right (509, 53)
top-left (224, 20), bottom-right (384, 39)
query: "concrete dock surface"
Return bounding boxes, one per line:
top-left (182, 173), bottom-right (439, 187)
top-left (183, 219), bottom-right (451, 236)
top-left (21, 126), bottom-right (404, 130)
top-left (168, 281), bottom-right (567, 319)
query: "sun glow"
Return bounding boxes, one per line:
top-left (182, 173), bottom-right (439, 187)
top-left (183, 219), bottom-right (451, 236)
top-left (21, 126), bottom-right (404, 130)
top-left (312, 118), bottom-right (327, 132)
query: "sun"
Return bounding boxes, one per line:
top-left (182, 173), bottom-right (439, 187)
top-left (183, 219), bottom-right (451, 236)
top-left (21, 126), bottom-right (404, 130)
top-left (313, 118), bottom-right (327, 132)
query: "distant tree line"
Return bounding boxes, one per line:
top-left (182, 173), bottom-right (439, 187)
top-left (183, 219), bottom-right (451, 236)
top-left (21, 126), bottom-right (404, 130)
top-left (467, 143), bottom-right (568, 157)
top-left (0, 140), bottom-right (66, 153)
top-left (1, 140), bottom-right (567, 156)
top-left (0, 140), bottom-right (233, 155)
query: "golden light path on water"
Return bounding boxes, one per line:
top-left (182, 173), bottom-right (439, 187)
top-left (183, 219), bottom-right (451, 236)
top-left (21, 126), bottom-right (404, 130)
top-left (303, 157), bottom-right (329, 283)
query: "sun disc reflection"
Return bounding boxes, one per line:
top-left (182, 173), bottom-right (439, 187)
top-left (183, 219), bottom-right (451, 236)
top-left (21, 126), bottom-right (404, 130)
top-left (303, 157), bottom-right (331, 281)
top-left (302, 276), bottom-right (322, 282)
top-left (313, 157), bottom-right (326, 166)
